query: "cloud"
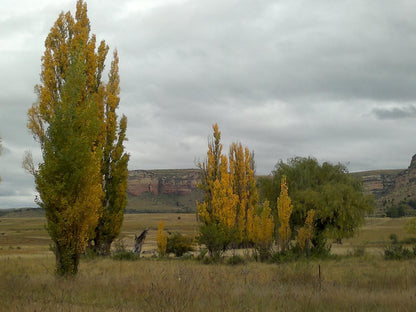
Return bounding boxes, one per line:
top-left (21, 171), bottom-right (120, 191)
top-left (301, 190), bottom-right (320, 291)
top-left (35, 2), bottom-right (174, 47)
top-left (372, 105), bottom-right (416, 120)
top-left (2, 0), bottom-right (416, 207)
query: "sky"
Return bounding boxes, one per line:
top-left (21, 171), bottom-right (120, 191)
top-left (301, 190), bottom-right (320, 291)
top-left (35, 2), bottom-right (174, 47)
top-left (1, 0), bottom-right (416, 208)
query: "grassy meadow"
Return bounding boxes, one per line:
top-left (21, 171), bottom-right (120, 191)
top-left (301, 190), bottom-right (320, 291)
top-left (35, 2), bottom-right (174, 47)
top-left (1, 213), bottom-right (416, 311)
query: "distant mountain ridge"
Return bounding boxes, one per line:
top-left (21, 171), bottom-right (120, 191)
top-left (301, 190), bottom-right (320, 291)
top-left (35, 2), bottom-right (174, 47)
top-left (3, 157), bottom-right (416, 216)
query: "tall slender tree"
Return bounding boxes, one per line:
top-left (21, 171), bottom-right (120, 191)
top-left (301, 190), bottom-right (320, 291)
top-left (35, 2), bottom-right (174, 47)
top-left (277, 176), bottom-right (293, 252)
top-left (93, 51), bottom-right (129, 256)
top-left (197, 124), bottom-right (267, 256)
top-left (197, 124), bottom-right (238, 256)
top-left (34, 45), bottom-right (103, 275)
top-left (229, 142), bottom-right (258, 244)
top-left (27, 0), bottom-right (128, 274)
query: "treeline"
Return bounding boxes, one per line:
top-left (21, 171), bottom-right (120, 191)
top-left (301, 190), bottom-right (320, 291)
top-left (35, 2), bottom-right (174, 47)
top-left (192, 124), bottom-right (374, 261)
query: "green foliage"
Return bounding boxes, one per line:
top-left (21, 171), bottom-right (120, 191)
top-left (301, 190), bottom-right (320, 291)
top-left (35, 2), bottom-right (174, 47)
top-left (197, 223), bottom-right (237, 259)
top-left (27, 0), bottom-right (129, 274)
top-left (386, 204), bottom-right (406, 218)
top-left (166, 232), bottom-right (194, 257)
top-left (384, 244), bottom-right (414, 260)
top-left (259, 157), bottom-right (374, 250)
top-left (35, 45), bottom-right (103, 276)
top-left (384, 234), bottom-right (415, 260)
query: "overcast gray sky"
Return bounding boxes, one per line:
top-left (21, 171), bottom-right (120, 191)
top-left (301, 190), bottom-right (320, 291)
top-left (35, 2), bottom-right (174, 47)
top-left (1, 0), bottom-right (416, 208)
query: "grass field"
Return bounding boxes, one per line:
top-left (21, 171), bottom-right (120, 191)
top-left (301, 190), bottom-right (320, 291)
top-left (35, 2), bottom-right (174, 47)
top-left (1, 214), bottom-right (416, 311)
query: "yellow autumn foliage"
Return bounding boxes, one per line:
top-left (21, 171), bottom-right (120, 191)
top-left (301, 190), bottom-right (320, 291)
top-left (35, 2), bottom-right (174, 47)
top-left (25, 0), bottom-right (129, 275)
top-left (229, 142), bottom-right (258, 244)
top-left (197, 124), bottom-right (260, 254)
top-left (252, 201), bottom-right (275, 250)
top-left (297, 209), bottom-right (315, 251)
top-left (277, 176), bottom-right (293, 252)
top-left (156, 221), bottom-right (168, 257)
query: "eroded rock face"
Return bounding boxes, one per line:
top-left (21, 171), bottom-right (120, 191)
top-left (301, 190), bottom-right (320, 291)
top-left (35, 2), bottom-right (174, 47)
top-left (127, 169), bottom-right (201, 197)
top-left (358, 154), bottom-right (416, 215)
top-left (361, 174), bottom-right (396, 198)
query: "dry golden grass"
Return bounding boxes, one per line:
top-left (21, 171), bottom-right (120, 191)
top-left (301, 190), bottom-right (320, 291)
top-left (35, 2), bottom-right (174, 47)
top-left (1, 256), bottom-right (416, 311)
top-left (1, 214), bottom-right (416, 311)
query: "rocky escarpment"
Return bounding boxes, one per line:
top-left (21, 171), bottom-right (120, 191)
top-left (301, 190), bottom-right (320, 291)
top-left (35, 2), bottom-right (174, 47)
top-left (127, 169), bottom-right (201, 197)
top-left (356, 154), bottom-right (416, 216)
top-left (126, 169), bottom-right (202, 213)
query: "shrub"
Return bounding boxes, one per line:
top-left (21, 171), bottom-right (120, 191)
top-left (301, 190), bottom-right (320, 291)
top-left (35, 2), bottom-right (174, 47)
top-left (166, 232), bottom-right (194, 257)
top-left (227, 255), bottom-right (246, 265)
top-left (111, 239), bottom-right (140, 261)
top-left (197, 223), bottom-right (236, 259)
top-left (384, 244), bottom-right (414, 260)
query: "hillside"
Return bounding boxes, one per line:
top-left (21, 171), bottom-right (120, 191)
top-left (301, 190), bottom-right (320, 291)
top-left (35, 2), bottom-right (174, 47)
top-left (126, 169), bottom-right (203, 213)
top-left (353, 155), bottom-right (416, 216)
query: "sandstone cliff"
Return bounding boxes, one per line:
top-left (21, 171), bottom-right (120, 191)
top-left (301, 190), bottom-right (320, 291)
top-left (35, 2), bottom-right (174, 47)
top-left (127, 169), bottom-right (201, 197)
top-left (126, 169), bottom-right (202, 213)
top-left (355, 154), bottom-right (416, 216)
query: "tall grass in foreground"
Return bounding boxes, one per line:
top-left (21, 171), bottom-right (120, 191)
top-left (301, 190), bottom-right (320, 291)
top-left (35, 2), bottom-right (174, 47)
top-left (1, 255), bottom-right (416, 311)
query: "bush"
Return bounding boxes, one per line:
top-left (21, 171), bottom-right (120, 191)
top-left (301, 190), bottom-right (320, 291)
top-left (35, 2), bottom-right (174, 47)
top-left (384, 235), bottom-right (414, 260)
top-left (384, 244), bottom-right (414, 260)
top-left (197, 223), bottom-right (237, 259)
top-left (166, 232), bottom-right (194, 257)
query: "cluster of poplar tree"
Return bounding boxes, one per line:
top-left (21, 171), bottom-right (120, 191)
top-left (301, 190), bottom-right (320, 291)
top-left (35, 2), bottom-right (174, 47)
top-left (197, 125), bottom-right (374, 259)
top-left (26, 0), bottom-right (129, 276)
top-left (197, 124), bottom-right (274, 258)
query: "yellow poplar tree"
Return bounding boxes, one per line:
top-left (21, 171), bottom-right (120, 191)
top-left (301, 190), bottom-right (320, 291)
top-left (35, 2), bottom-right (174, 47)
top-left (277, 176), bottom-right (293, 252)
top-left (93, 50), bottom-right (129, 256)
top-left (156, 221), bottom-right (168, 257)
top-left (197, 124), bottom-right (238, 256)
top-left (297, 209), bottom-right (315, 253)
top-left (229, 142), bottom-right (258, 244)
top-left (26, 0), bottom-right (127, 275)
top-left (197, 123), bottom-right (222, 225)
top-left (252, 201), bottom-right (275, 256)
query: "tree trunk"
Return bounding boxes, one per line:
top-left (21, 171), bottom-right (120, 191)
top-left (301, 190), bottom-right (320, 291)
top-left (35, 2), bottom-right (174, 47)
top-left (133, 229), bottom-right (149, 255)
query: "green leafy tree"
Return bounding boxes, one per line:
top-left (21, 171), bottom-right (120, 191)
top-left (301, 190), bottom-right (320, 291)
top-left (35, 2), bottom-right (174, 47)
top-left (259, 157), bottom-right (374, 251)
top-left (26, 0), bottom-right (128, 274)
top-left (33, 46), bottom-right (103, 276)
